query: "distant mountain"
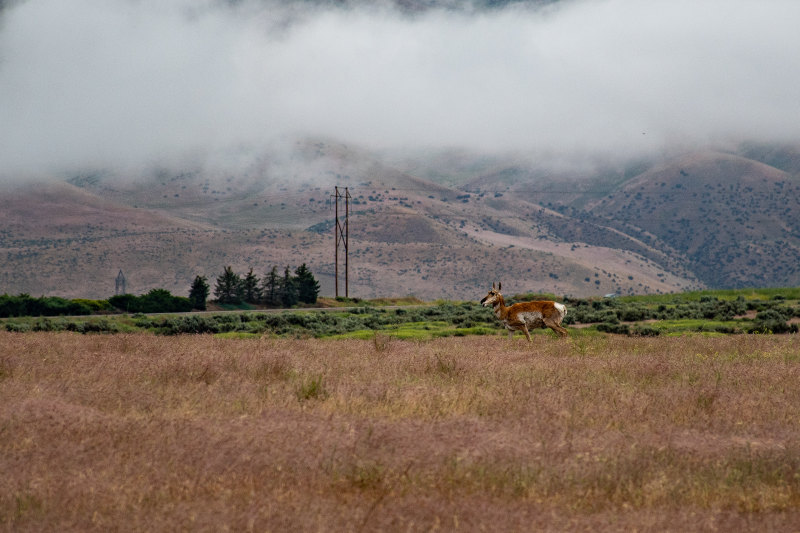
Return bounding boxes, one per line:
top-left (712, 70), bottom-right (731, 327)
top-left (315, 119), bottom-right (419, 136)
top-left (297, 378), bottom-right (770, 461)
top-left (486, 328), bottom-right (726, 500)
top-left (449, 147), bottom-right (800, 290)
top-left (584, 152), bottom-right (800, 288)
top-left (1, 140), bottom-right (798, 300)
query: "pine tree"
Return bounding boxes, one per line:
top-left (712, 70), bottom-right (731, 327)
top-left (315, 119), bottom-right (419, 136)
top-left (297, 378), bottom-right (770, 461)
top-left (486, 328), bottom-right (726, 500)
top-left (242, 268), bottom-right (261, 304)
top-left (279, 265), bottom-right (299, 307)
top-left (189, 275), bottom-right (210, 310)
top-left (294, 263), bottom-right (320, 304)
top-left (261, 266), bottom-right (281, 307)
top-left (214, 266), bottom-right (242, 305)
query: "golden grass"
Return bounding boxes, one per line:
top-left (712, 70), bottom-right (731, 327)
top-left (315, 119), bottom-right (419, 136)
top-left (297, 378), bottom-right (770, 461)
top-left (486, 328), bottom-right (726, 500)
top-left (1, 332), bottom-right (799, 531)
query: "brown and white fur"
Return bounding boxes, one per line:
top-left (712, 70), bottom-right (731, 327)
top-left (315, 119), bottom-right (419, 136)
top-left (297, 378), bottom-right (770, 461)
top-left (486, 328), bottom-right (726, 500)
top-left (480, 282), bottom-right (568, 341)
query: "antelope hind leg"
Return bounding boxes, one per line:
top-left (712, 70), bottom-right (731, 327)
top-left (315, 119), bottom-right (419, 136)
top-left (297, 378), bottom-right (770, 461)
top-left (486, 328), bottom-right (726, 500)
top-left (544, 318), bottom-right (569, 338)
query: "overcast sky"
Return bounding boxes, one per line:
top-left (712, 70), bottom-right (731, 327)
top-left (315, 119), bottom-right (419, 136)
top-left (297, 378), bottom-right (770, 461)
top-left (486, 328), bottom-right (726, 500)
top-left (2, 0), bottom-right (800, 178)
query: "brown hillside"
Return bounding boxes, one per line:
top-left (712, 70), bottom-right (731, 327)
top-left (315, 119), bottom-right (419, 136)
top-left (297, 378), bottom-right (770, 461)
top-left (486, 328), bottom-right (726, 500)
top-left (1, 142), bottom-right (746, 300)
top-left (588, 152), bottom-right (800, 287)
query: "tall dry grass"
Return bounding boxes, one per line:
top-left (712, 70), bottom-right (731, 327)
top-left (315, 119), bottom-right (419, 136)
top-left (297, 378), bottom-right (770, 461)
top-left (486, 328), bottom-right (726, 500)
top-left (1, 332), bottom-right (799, 531)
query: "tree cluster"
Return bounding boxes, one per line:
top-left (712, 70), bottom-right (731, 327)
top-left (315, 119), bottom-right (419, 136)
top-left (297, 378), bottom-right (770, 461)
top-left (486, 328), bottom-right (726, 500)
top-left (0, 293), bottom-right (105, 318)
top-left (210, 264), bottom-right (320, 307)
top-left (109, 289), bottom-right (193, 314)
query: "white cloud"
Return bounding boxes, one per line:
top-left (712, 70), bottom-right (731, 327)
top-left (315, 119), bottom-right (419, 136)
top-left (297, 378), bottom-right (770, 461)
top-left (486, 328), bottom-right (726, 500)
top-left (2, 0), bottom-right (799, 177)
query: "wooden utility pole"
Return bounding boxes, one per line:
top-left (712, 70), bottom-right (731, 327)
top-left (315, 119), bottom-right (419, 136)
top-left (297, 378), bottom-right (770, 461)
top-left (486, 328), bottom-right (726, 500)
top-left (333, 186), bottom-right (351, 298)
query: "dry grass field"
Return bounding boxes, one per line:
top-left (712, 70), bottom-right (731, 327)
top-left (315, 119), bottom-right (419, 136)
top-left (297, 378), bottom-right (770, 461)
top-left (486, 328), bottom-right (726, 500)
top-left (2, 331), bottom-right (799, 531)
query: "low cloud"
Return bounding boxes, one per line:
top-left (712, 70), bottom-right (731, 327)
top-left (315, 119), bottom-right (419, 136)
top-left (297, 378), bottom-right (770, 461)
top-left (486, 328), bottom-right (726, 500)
top-left (2, 0), bottom-right (800, 178)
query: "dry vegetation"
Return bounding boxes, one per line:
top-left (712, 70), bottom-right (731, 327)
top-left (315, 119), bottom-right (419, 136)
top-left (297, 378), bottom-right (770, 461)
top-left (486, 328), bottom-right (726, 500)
top-left (2, 332), bottom-right (800, 531)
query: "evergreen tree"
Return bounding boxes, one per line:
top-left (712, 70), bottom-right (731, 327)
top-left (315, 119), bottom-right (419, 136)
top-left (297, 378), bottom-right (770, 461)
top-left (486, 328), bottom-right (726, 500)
top-left (279, 265), bottom-right (299, 307)
top-left (214, 266), bottom-right (242, 304)
top-left (242, 268), bottom-right (261, 304)
top-left (294, 263), bottom-right (320, 304)
top-left (261, 266), bottom-right (281, 307)
top-left (189, 275), bottom-right (210, 310)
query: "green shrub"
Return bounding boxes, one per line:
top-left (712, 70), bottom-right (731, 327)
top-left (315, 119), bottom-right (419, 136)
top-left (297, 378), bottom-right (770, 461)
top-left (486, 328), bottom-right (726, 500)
top-left (597, 323), bottom-right (630, 335)
top-left (619, 305), bottom-right (651, 322)
top-left (72, 299), bottom-right (111, 312)
top-left (31, 318), bottom-right (69, 332)
top-left (630, 325), bottom-right (660, 337)
top-left (0, 294), bottom-right (94, 317)
top-left (64, 320), bottom-right (120, 334)
top-left (748, 309), bottom-right (794, 334)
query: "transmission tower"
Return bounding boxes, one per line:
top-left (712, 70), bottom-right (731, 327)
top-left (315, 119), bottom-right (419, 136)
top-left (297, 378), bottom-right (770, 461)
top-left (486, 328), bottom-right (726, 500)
top-left (333, 186), bottom-right (351, 298)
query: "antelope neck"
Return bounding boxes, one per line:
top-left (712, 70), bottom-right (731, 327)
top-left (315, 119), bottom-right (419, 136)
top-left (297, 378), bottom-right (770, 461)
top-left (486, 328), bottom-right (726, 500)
top-left (491, 296), bottom-right (508, 318)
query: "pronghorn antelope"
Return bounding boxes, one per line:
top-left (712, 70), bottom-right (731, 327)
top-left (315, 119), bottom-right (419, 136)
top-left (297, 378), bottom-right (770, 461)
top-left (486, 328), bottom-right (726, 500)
top-left (480, 282), bottom-right (568, 341)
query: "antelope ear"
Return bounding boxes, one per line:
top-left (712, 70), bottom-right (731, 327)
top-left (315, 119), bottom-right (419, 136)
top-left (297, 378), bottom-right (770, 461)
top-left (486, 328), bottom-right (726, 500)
top-left (498, 282), bottom-right (502, 291)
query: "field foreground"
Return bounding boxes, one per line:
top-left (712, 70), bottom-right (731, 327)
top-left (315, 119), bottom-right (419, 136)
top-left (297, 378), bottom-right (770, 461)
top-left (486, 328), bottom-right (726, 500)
top-left (2, 332), bottom-right (799, 531)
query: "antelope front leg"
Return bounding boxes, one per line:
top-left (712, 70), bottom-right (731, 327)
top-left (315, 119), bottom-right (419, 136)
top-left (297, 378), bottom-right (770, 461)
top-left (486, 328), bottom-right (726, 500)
top-left (506, 321), bottom-right (525, 341)
top-left (510, 320), bottom-right (532, 342)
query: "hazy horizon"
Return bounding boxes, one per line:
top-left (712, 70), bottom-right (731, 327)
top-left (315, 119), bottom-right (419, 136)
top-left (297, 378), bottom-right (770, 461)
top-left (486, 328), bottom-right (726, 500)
top-left (2, 0), bottom-right (800, 180)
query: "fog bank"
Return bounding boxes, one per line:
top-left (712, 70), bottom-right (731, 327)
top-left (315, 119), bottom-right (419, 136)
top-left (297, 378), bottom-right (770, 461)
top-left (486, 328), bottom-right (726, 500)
top-left (2, 0), bottom-right (799, 178)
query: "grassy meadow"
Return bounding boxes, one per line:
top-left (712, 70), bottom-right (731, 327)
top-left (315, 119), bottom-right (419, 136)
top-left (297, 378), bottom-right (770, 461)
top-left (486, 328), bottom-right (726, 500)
top-left (2, 331), bottom-right (800, 531)
top-left (3, 286), bottom-right (798, 339)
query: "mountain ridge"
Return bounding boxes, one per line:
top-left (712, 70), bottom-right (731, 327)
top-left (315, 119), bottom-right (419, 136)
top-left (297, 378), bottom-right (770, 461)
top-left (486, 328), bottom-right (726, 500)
top-left (1, 141), bottom-right (797, 300)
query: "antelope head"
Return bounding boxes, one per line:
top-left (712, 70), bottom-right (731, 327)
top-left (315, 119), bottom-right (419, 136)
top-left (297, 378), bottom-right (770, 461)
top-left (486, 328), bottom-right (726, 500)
top-left (480, 282), bottom-right (503, 307)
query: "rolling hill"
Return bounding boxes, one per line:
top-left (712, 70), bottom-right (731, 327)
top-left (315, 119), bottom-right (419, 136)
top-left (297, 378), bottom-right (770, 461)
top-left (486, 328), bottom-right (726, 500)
top-left (584, 152), bottom-right (800, 288)
top-left (1, 141), bottom-right (798, 300)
